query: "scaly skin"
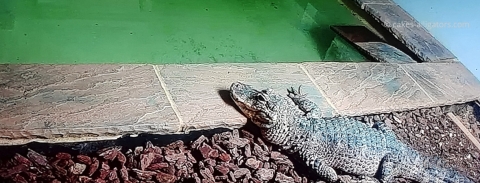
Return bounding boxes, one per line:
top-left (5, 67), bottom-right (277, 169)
top-left (230, 82), bottom-right (473, 183)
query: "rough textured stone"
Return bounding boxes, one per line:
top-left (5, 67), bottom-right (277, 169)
top-left (356, 42), bottom-right (417, 63)
top-left (363, 4), bottom-right (457, 62)
top-left (303, 62), bottom-right (432, 116)
top-left (401, 63), bottom-right (480, 104)
top-left (0, 64), bottom-right (179, 145)
top-left (157, 63), bottom-right (335, 131)
top-left (355, 0), bottom-right (393, 7)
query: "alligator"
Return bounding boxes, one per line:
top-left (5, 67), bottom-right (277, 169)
top-left (229, 82), bottom-right (474, 183)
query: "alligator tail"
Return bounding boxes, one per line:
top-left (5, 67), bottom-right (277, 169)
top-left (417, 153), bottom-right (474, 183)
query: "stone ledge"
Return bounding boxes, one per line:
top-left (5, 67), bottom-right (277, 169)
top-left (157, 63), bottom-right (337, 132)
top-left (360, 3), bottom-right (457, 62)
top-left (0, 64), bottom-right (180, 145)
top-left (1, 62), bottom-right (479, 145)
top-left (400, 62), bottom-right (480, 106)
top-left (302, 62), bottom-right (433, 116)
top-left (353, 0), bottom-right (394, 9)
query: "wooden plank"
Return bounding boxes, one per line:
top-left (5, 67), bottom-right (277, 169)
top-left (330, 25), bottom-right (417, 63)
top-left (447, 112), bottom-right (480, 151)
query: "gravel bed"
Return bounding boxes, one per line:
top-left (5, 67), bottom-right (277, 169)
top-left (444, 102), bottom-right (480, 140)
top-left (0, 128), bottom-right (314, 183)
top-left (1, 102), bottom-right (479, 183)
top-left (355, 102), bottom-right (480, 182)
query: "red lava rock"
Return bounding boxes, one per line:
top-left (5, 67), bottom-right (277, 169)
top-left (254, 168), bottom-right (275, 181)
top-left (186, 151), bottom-right (197, 163)
top-left (212, 144), bottom-right (227, 154)
top-left (228, 171), bottom-right (237, 182)
top-left (203, 158), bottom-right (216, 168)
top-left (134, 147), bottom-right (143, 156)
top-left (218, 153), bottom-right (231, 162)
top-left (79, 175), bottom-right (92, 183)
top-left (277, 164), bottom-right (290, 174)
top-left (116, 152), bottom-right (127, 166)
top-left (146, 162), bottom-right (169, 171)
top-left (251, 178), bottom-right (263, 183)
top-left (252, 144), bottom-right (269, 161)
top-left (12, 154), bottom-right (33, 167)
top-left (51, 179), bottom-right (62, 183)
top-left (133, 169), bottom-right (157, 181)
top-left (164, 165), bottom-right (176, 175)
top-left (155, 171), bottom-right (176, 183)
top-left (88, 157), bottom-right (100, 176)
top-left (233, 168), bottom-right (250, 179)
top-left (51, 160), bottom-right (67, 175)
top-left (4, 164), bottom-right (28, 178)
top-left (215, 175), bottom-right (228, 181)
top-left (245, 158), bottom-right (261, 169)
top-left (176, 167), bottom-right (188, 178)
top-left (143, 141), bottom-right (155, 153)
top-left (69, 163), bottom-right (87, 175)
top-left (12, 174), bottom-right (28, 183)
top-left (275, 172), bottom-right (295, 183)
top-left (140, 152), bottom-right (155, 170)
top-left (225, 162), bottom-right (239, 171)
top-left (76, 155), bottom-right (92, 165)
top-left (229, 138), bottom-right (250, 148)
top-left (23, 171), bottom-right (36, 182)
top-left (164, 152), bottom-right (186, 163)
top-left (209, 149), bottom-right (219, 158)
top-left (270, 151), bottom-right (286, 160)
top-left (244, 144), bottom-right (252, 157)
top-left (191, 135), bottom-right (208, 149)
top-left (120, 166), bottom-right (129, 181)
top-left (199, 143), bottom-right (214, 159)
top-left (199, 168), bottom-right (215, 181)
top-left (240, 129), bottom-right (255, 143)
top-left (26, 149), bottom-right (51, 169)
top-left (55, 152), bottom-right (72, 160)
top-left (98, 168), bottom-right (110, 180)
top-left (290, 169), bottom-right (302, 183)
top-left (108, 167), bottom-right (118, 181)
top-left (93, 178), bottom-right (107, 183)
top-left (98, 146), bottom-right (121, 161)
top-left (215, 164), bottom-right (230, 175)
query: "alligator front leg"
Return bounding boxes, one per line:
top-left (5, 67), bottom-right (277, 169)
top-left (287, 86), bottom-right (321, 119)
top-left (307, 158), bottom-right (339, 182)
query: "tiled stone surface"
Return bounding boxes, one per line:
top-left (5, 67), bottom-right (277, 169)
top-left (354, 0), bottom-right (394, 9)
top-left (157, 63), bottom-right (336, 131)
top-left (356, 42), bottom-right (417, 63)
top-left (401, 63), bottom-right (480, 105)
top-left (0, 64), bottom-right (179, 145)
top-left (363, 4), bottom-right (457, 62)
top-left (302, 62), bottom-right (433, 116)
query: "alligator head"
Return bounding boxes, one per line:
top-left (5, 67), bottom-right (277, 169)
top-left (230, 82), bottom-right (298, 129)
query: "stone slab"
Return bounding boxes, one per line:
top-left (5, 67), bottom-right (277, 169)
top-left (363, 4), bottom-right (457, 62)
top-left (401, 63), bottom-right (480, 105)
top-left (356, 42), bottom-right (417, 63)
top-left (0, 64), bottom-right (179, 145)
top-left (302, 62), bottom-right (433, 116)
top-left (157, 63), bottom-right (336, 131)
top-left (353, 0), bottom-right (394, 11)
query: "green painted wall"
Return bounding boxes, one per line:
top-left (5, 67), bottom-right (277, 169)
top-left (0, 0), bottom-right (366, 64)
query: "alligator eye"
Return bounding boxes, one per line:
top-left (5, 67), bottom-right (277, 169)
top-left (256, 95), bottom-right (266, 102)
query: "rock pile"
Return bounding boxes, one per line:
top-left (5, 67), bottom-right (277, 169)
top-left (0, 129), bottom-right (309, 183)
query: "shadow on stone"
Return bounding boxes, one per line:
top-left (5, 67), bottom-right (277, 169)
top-left (217, 89), bottom-right (245, 117)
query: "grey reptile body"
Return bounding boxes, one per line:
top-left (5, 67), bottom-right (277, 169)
top-left (229, 82), bottom-right (473, 183)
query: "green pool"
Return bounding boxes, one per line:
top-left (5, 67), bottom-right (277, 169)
top-left (0, 0), bottom-right (366, 64)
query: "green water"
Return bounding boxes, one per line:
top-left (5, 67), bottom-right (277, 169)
top-left (0, 0), bottom-right (366, 64)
